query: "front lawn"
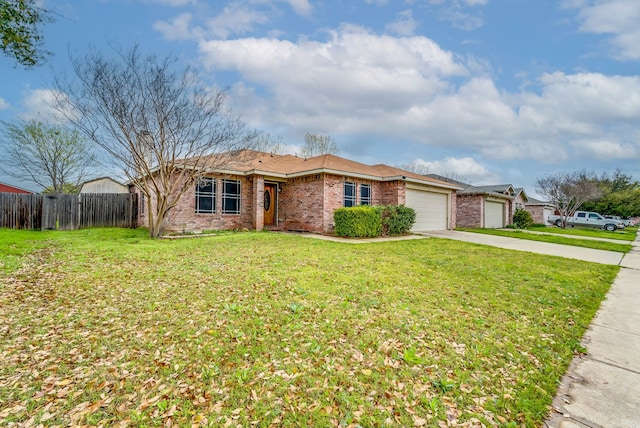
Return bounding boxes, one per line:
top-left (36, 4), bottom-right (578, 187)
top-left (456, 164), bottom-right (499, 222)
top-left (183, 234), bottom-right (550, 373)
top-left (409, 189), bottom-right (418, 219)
top-left (0, 228), bottom-right (618, 426)
top-left (458, 228), bottom-right (633, 253)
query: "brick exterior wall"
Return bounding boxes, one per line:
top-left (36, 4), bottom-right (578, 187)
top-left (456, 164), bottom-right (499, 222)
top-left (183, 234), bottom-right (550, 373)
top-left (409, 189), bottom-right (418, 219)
top-left (526, 206), bottom-right (546, 225)
top-left (456, 195), bottom-right (483, 227)
top-left (135, 173), bottom-right (255, 233)
top-left (279, 175), bottom-right (325, 232)
top-left (278, 174), bottom-right (404, 233)
top-left (134, 170), bottom-right (447, 234)
top-left (450, 192), bottom-right (457, 229)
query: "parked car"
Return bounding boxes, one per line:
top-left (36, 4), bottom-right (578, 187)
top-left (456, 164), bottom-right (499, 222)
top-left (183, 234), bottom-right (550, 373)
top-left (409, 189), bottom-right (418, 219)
top-left (605, 215), bottom-right (635, 227)
top-left (547, 211), bottom-right (624, 231)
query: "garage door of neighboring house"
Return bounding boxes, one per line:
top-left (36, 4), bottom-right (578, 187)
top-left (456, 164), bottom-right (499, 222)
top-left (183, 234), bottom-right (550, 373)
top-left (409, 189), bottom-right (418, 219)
top-left (484, 201), bottom-right (505, 228)
top-left (405, 189), bottom-right (449, 231)
top-left (543, 207), bottom-right (554, 226)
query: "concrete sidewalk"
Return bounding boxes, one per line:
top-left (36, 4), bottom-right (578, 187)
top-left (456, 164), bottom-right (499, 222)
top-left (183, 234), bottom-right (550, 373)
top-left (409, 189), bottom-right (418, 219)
top-left (546, 233), bottom-right (640, 428)
top-left (420, 229), bottom-right (640, 428)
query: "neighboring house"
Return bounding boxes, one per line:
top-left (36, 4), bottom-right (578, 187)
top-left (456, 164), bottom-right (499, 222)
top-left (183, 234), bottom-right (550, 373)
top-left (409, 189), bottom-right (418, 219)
top-left (0, 182), bottom-right (34, 194)
top-left (525, 197), bottom-right (555, 226)
top-left (427, 175), bottom-right (513, 228)
top-left (475, 185), bottom-right (529, 225)
top-left (79, 177), bottom-right (129, 194)
top-left (134, 150), bottom-right (462, 234)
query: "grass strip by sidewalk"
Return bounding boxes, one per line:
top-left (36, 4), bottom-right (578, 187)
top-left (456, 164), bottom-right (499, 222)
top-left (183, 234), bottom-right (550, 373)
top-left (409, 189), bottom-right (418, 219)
top-left (458, 227), bottom-right (633, 253)
top-left (0, 228), bottom-right (619, 427)
top-left (528, 225), bottom-right (638, 241)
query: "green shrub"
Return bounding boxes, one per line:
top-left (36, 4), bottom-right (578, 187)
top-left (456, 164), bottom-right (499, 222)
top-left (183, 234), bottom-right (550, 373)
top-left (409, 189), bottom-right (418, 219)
top-left (382, 205), bottom-right (416, 235)
top-left (513, 208), bottom-right (534, 229)
top-left (333, 205), bottom-right (416, 237)
top-left (334, 206), bottom-right (383, 237)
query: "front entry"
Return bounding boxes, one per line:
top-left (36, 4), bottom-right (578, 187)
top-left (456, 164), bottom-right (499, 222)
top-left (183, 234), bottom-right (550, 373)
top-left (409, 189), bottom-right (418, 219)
top-left (264, 184), bottom-right (276, 226)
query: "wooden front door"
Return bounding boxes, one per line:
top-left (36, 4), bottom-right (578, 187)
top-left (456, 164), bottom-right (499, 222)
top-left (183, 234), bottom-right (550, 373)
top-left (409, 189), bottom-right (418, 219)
top-left (264, 184), bottom-right (276, 226)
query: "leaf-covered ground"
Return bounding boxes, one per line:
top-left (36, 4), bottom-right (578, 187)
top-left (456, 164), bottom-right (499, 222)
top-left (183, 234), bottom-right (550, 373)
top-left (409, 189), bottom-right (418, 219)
top-left (0, 228), bottom-right (618, 427)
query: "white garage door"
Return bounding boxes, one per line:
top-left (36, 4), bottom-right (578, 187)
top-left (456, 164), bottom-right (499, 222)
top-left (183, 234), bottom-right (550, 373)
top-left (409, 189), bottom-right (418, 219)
top-left (543, 208), bottom-right (553, 226)
top-left (484, 201), bottom-right (505, 228)
top-left (405, 189), bottom-right (448, 231)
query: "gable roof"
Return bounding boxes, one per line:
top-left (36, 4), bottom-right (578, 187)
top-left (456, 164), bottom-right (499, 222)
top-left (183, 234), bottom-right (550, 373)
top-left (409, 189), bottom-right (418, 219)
top-left (426, 174), bottom-right (512, 200)
top-left (200, 150), bottom-right (462, 190)
top-left (526, 197), bottom-right (554, 207)
top-left (475, 184), bottom-right (516, 196)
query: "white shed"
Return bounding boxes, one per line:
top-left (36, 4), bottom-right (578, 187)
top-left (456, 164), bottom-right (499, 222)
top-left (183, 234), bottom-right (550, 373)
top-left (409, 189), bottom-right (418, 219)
top-left (79, 177), bottom-right (129, 194)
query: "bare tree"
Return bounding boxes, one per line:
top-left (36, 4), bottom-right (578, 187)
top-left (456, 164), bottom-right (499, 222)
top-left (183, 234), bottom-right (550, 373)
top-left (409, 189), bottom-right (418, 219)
top-left (254, 131), bottom-right (288, 155)
top-left (0, 119), bottom-right (94, 193)
top-left (396, 162), bottom-right (430, 175)
top-left (536, 171), bottom-right (603, 228)
top-left (53, 45), bottom-right (255, 238)
top-left (300, 133), bottom-right (339, 158)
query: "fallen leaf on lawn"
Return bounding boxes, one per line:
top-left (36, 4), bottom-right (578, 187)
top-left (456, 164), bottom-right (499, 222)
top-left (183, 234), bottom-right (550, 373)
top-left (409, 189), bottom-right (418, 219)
top-left (413, 416), bottom-right (427, 426)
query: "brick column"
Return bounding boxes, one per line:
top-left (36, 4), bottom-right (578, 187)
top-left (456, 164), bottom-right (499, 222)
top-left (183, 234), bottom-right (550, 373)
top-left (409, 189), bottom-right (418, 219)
top-left (253, 175), bottom-right (264, 231)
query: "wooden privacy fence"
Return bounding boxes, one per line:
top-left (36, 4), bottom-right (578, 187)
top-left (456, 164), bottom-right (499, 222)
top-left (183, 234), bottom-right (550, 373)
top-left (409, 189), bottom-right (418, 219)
top-left (0, 193), bottom-right (138, 230)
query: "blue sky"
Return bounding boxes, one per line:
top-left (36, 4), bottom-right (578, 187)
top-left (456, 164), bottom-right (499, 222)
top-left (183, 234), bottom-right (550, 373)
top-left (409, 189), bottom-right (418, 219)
top-left (1, 0), bottom-right (639, 196)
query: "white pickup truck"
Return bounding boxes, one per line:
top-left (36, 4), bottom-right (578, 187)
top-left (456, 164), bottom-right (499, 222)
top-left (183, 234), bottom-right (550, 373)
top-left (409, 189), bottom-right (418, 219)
top-left (547, 211), bottom-right (624, 231)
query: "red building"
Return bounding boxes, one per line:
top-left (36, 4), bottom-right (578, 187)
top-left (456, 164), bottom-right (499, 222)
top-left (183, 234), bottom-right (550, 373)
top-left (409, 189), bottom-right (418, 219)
top-left (0, 182), bottom-right (35, 194)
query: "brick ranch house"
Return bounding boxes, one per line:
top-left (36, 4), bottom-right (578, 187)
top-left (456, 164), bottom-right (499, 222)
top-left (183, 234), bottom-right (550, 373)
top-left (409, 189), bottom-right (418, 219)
top-left (427, 175), bottom-right (532, 228)
top-left (134, 150), bottom-right (462, 234)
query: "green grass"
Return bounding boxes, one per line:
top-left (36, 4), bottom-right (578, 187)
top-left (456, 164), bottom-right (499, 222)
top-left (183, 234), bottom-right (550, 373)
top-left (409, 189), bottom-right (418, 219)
top-left (529, 224), bottom-right (638, 241)
top-left (458, 228), bottom-right (633, 253)
top-left (0, 228), bottom-right (619, 427)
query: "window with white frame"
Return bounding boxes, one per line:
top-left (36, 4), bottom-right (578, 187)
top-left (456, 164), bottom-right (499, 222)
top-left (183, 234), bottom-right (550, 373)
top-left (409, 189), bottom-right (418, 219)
top-left (344, 181), bottom-right (356, 207)
top-left (222, 179), bottom-right (241, 214)
top-left (360, 184), bottom-right (371, 205)
top-left (195, 178), bottom-right (215, 214)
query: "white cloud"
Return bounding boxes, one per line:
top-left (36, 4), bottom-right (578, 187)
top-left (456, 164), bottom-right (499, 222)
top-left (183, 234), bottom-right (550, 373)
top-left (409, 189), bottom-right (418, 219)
top-left (20, 89), bottom-right (75, 123)
top-left (569, 0), bottom-right (640, 60)
top-left (283, 0), bottom-right (313, 16)
top-left (206, 3), bottom-right (270, 39)
top-left (0, 97), bottom-right (9, 110)
top-left (570, 139), bottom-right (638, 159)
top-left (439, 8), bottom-right (484, 31)
top-left (154, 13), bottom-right (202, 40)
top-left (410, 156), bottom-right (500, 184)
top-left (194, 24), bottom-right (640, 168)
top-left (386, 10), bottom-right (419, 36)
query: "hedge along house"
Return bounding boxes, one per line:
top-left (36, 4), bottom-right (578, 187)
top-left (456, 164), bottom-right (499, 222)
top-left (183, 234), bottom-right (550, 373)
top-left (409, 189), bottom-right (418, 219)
top-left (134, 150), bottom-right (461, 234)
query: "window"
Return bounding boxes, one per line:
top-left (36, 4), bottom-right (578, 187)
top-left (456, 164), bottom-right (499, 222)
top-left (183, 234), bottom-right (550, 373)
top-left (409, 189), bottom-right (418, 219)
top-left (360, 184), bottom-right (371, 205)
top-left (222, 179), bottom-right (241, 214)
top-left (343, 181), bottom-right (356, 207)
top-left (577, 212), bottom-right (586, 218)
top-left (195, 178), bottom-right (215, 214)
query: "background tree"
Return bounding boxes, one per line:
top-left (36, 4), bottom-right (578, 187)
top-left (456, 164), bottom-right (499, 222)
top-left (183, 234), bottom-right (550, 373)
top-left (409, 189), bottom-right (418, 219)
top-left (535, 170), bottom-right (603, 228)
top-left (0, 120), bottom-right (94, 193)
top-left (0, 0), bottom-right (52, 67)
top-left (53, 45), bottom-right (255, 238)
top-left (300, 133), bottom-right (339, 157)
top-left (581, 169), bottom-right (640, 217)
top-left (396, 162), bottom-right (430, 175)
top-left (253, 131), bottom-right (288, 155)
